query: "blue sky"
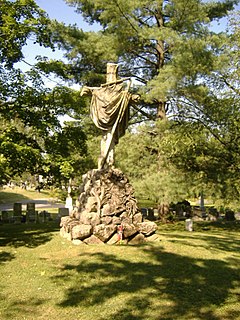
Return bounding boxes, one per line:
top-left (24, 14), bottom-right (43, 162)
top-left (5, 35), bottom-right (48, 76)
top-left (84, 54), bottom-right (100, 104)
top-left (35, 0), bottom-right (98, 30)
top-left (18, 0), bottom-right (99, 74)
top-left (18, 0), bottom-right (239, 74)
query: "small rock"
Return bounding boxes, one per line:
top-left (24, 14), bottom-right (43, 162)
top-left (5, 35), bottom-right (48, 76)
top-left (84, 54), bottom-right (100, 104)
top-left (132, 212), bottom-right (143, 224)
top-left (101, 216), bottom-right (113, 225)
top-left (122, 223), bottom-right (138, 238)
top-left (80, 211), bottom-right (100, 226)
top-left (72, 239), bottom-right (85, 245)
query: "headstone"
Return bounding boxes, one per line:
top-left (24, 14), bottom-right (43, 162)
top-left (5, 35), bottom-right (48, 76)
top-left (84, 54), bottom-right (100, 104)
top-left (234, 212), bottom-right (240, 221)
top-left (185, 218), bottom-right (193, 231)
top-left (13, 203), bottom-right (22, 223)
top-left (58, 208), bottom-right (69, 217)
top-left (26, 202), bottom-right (38, 222)
top-left (147, 208), bottom-right (155, 220)
top-left (1, 211), bottom-right (9, 223)
top-left (141, 208), bottom-right (148, 218)
top-left (39, 210), bottom-right (50, 222)
top-left (58, 63), bottom-right (159, 245)
top-left (27, 203), bottom-right (35, 212)
top-left (26, 203), bottom-right (37, 222)
top-left (13, 203), bottom-right (22, 216)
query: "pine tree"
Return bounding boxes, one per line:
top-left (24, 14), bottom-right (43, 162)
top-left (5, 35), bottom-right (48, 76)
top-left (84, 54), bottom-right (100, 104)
top-left (46, 0), bottom-right (238, 122)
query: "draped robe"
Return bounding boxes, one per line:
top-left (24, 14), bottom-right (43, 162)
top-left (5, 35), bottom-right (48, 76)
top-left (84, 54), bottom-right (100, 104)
top-left (90, 83), bottom-right (131, 145)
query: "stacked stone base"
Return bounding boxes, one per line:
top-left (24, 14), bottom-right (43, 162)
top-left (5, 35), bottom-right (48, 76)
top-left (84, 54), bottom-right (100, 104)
top-left (60, 167), bottom-right (158, 245)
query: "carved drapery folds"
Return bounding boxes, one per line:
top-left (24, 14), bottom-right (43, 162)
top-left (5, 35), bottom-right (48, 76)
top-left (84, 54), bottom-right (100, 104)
top-left (90, 83), bottom-right (131, 144)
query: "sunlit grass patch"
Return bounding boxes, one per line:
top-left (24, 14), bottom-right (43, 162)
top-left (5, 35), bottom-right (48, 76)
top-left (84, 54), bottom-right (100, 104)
top-left (0, 221), bottom-right (239, 320)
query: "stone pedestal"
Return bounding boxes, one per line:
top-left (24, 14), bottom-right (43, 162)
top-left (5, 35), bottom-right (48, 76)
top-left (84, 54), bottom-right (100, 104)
top-left (60, 168), bottom-right (158, 245)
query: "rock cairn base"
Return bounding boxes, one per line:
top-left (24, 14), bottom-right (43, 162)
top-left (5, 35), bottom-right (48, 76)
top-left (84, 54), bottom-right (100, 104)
top-left (60, 167), bottom-right (158, 245)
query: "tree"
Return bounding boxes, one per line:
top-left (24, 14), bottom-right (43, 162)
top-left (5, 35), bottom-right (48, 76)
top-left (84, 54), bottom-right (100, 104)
top-left (43, 121), bottom-right (94, 186)
top-left (37, 0), bottom-right (239, 210)
top-left (43, 0), bottom-right (238, 121)
top-left (115, 121), bottom-right (195, 220)
top-left (0, 0), bottom-right (53, 68)
top-left (0, 1), bottom-right (90, 184)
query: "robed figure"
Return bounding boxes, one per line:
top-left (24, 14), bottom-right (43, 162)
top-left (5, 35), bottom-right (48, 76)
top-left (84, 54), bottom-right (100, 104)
top-left (81, 63), bottom-right (132, 169)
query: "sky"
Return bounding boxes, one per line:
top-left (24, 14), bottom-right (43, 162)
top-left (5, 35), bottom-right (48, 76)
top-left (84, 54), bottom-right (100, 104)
top-left (18, 0), bottom-right (239, 77)
top-left (16, 0), bottom-right (238, 123)
top-left (18, 0), bottom-right (96, 74)
top-left (35, 0), bottom-right (98, 30)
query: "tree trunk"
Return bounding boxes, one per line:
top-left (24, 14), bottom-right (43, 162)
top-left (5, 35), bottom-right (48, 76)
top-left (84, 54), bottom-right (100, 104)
top-left (157, 100), bottom-right (167, 120)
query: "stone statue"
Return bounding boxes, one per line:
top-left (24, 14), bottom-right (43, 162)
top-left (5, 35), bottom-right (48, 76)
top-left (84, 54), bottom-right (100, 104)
top-left (81, 63), bottom-right (132, 169)
top-left (59, 62), bottom-right (158, 246)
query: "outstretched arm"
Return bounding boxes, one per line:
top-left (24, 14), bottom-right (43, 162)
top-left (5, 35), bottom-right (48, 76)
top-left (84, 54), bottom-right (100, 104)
top-left (80, 86), bottom-right (100, 96)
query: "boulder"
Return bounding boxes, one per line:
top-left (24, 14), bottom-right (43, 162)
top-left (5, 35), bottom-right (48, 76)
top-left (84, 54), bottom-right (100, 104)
top-left (85, 196), bottom-right (97, 212)
top-left (138, 221), bottom-right (157, 236)
top-left (133, 212), bottom-right (143, 224)
top-left (60, 227), bottom-right (72, 241)
top-left (107, 233), bottom-right (120, 245)
top-left (122, 223), bottom-right (138, 238)
top-left (119, 212), bottom-right (132, 224)
top-left (112, 216), bottom-right (122, 225)
top-left (128, 233), bottom-right (145, 245)
top-left (83, 235), bottom-right (105, 245)
top-left (94, 224), bottom-right (117, 242)
top-left (71, 224), bottom-right (92, 240)
top-left (102, 203), bottom-right (114, 216)
top-left (60, 216), bottom-right (72, 227)
top-left (80, 211), bottom-right (100, 226)
top-left (101, 216), bottom-right (113, 225)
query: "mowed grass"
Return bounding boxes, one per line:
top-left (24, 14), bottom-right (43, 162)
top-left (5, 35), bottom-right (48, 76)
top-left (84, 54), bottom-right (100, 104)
top-left (0, 187), bottom-right (53, 204)
top-left (0, 221), bottom-right (239, 320)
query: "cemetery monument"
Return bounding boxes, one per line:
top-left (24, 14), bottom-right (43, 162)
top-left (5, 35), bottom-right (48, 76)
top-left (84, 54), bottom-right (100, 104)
top-left (60, 63), bottom-right (157, 245)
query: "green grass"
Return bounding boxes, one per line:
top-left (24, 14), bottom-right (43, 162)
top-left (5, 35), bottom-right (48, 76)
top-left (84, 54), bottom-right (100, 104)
top-left (0, 221), bottom-right (239, 320)
top-left (0, 187), bottom-right (53, 204)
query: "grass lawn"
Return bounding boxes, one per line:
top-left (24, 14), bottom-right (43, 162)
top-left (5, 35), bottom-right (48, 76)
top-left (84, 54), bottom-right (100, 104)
top-left (0, 220), bottom-right (239, 320)
top-left (0, 187), bottom-right (53, 204)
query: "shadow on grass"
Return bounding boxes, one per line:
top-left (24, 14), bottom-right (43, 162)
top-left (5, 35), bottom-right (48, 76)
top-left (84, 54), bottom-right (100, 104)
top-left (0, 191), bottom-right (30, 204)
top-left (158, 221), bottom-right (240, 253)
top-left (0, 222), bottom-right (59, 248)
top-left (53, 244), bottom-right (240, 320)
top-left (1, 298), bottom-right (46, 319)
top-left (163, 232), bottom-right (240, 253)
top-left (0, 251), bottom-right (15, 264)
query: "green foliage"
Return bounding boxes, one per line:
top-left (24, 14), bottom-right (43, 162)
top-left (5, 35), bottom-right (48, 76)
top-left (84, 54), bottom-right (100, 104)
top-left (43, 121), bottom-right (90, 184)
top-left (116, 121), bottom-right (194, 214)
top-left (0, 0), bottom-right (53, 67)
top-left (1, 0), bottom-right (239, 210)
top-left (45, 0), bottom-right (236, 119)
